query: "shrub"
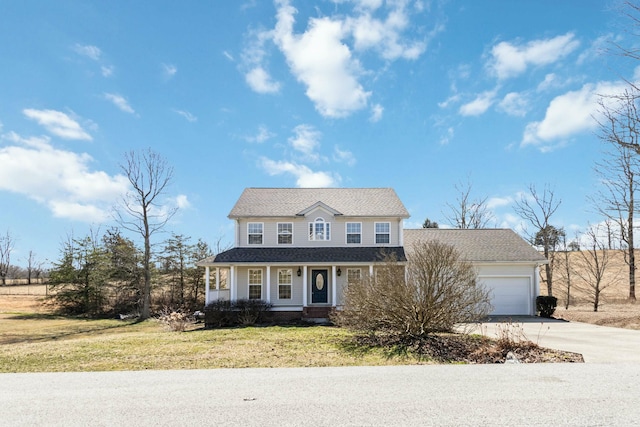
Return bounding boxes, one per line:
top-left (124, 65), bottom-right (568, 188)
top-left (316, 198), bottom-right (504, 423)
top-left (333, 241), bottom-right (492, 337)
top-left (203, 299), bottom-right (272, 328)
top-left (158, 309), bottom-right (192, 332)
top-left (536, 295), bottom-right (557, 318)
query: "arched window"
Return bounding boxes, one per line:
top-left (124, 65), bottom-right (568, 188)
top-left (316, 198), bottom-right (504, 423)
top-left (309, 217), bottom-right (331, 241)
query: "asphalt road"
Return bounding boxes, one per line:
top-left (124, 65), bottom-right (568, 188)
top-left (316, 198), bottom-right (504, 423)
top-left (2, 365), bottom-right (640, 426)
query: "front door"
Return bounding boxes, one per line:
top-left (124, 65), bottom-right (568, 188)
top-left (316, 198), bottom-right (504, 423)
top-left (311, 269), bottom-right (328, 304)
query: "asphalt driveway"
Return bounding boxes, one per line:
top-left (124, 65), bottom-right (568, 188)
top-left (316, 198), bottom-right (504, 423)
top-left (469, 316), bottom-right (640, 363)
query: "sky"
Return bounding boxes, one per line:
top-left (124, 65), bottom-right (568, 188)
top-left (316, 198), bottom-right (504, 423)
top-left (1, 0), bottom-right (638, 268)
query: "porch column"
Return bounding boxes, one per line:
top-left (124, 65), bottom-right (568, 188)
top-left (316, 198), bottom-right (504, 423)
top-left (331, 266), bottom-right (337, 307)
top-left (302, 266), bottom-right (308, 307)
top-left (215, 268), bottom-right (220, 290)
top-left (369, 265), bottom-right (374, 276)
top-left (205, 266), bottom-right (210, 305)
top-left (230, 266), bottom-right (236, 301)
top-left (266, 265), bottom-right (271, 303)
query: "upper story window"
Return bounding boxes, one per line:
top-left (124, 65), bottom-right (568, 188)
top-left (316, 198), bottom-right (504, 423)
top-left (248, 223), bottom-right (263, 245)
top-left (375, 222), bottom-right (390, 244)
top-left (309, 218), bottom-right (331, 241)
top-left (346, 222), bottom-right (361, 244)
top-left (278, 223), bottom-right (293, 244)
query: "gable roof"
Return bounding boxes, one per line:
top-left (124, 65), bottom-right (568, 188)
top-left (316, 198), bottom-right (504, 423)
top-left (228, 188), bottom-right (410, 218)
top-left (403, 228), bottom-right (547, 263)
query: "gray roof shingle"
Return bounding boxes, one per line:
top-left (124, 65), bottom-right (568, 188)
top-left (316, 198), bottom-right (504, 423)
top-left (403, 229), bottom-right (547, 263)
top-left (197, 246), bottom-right (406, 265)
top-left (228, 188), bottom-right (410, 218)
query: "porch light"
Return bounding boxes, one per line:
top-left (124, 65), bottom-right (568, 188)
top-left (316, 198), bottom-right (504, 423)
top-left (337, 268), bottom-right (341, 276)
top-left (297, 267), bottom-right (302, 277)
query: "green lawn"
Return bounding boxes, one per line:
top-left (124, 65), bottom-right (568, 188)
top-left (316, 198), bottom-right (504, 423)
top-left (0, 313), bottom-right (423, 373)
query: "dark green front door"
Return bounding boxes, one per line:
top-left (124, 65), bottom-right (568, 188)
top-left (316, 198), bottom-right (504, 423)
top-left (311, 269), bottom-right (328, 303)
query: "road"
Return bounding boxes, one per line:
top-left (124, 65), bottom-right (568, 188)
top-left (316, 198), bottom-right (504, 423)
top-left (2, 365), bottom-right (640, 426)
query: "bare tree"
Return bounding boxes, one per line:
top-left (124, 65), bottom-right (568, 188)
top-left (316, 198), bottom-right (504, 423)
top-left (444, 179), bottom-right (493, 229)
top-left (25, 250), bottom-right (46, 285)
top-left (334, 241), bottom-right (492, 337)
top-left (0, 230), bottom-right (15, 285)
top-left (573, 224), bottom-right (618, 312)
top-left (593, 90), bottom-right (640, 301)
top-left (514, 184), bottom-right (561, 296)
top-left (117, 149), bottom-right (177, 319)
top-left (555, 233), bottom-right (576, 309)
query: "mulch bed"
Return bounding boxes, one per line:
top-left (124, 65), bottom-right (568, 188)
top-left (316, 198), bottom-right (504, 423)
top-left (352, 333), bottom-right (584, 364)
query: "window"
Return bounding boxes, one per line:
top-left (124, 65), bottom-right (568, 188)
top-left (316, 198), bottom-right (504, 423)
top-left (278, 223), bottom-right (293, 244)
top-left (347, 268), bottom-right (361, 285)
top-left (346, 222), bottom-right (361, 244)
top-left (248, 223), bottom-right (263, 245)
top-left (309, 218), bottom-right (331, 241)
top-left (375, 222), bottom-right (390, 244)
top-left (278, 269), bottom-right (292, 299)
top-left (248, 269), bottom-right (262, 299)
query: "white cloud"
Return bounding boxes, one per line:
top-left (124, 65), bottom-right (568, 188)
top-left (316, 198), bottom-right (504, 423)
top-left (104, 93), bottom-right (136, 114)
top-left (23, 109), bottom-right (92, 141)
top-left (333, 145), bottom-right (356, 166)
top-left (223, 51), bottom-right (234, 61)
top-left (498, 92), bottom-right (530, 117)
top-left (175, 194), bottom-right (190, 209)
top-left (521, 80), bottom-right (627, 151)
top-left (162, 63), bottom-right (177, 78)
top-left (289, 124), bottom-right (321, 160)
top-left (173, 109), bottom-right (197, 122)
top-left (272, 1), bottom-right (370, 117)
top-left (0, 132), bottom-right (129, 222)
top-left (260, 157), bottom-right (339, 187)
top-left (489, 33), bottom-right (580, 80)
top-left (73, 44), bottom-right (102, 61)
top-left (346, 4), bottom-right (427, 60)
top-left (245, 67), bottom-right (281, 93)
top-left (370, 103), bottom-right (383, 122)
top-left (459, 90), bottom-right (496, 116)
top-left (101, 65), bottom-right (114, 77)
top-left (245, 125), bottom-right (275, 143)
top-left (439, 126), bottom-right (454, 145)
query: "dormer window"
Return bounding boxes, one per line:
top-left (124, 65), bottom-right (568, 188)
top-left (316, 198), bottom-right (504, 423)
top-left (309, 218), bottom-right (331, 241)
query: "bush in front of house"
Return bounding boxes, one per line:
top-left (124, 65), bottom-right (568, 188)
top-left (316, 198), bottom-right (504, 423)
top-left (333, 240), bottom-right (493, 338)
top-left (536, 295), bottom-right (557, 318)
top-left (204, 299), bottom-right (272, 328)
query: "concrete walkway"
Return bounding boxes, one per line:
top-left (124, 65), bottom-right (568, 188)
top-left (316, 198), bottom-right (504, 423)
top-left (468, 316), bottom-right (640, 363)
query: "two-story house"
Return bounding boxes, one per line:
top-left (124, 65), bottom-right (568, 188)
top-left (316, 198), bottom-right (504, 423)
top-left (197, 187), bottom-right (546, 320)
top-left (197, 187), bottom-right (409, 319)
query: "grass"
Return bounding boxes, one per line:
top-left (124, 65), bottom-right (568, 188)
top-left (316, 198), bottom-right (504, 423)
top-left (0, 312), bottom-right (421, 373)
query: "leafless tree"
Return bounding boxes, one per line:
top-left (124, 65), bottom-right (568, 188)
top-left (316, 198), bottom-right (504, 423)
top-left (444, 179), bottom-right (493, 229)
top-left (334, 241), bottom-right (492, 337)
top-left (116, 149), bottom-right (177, 319)
top-left (25, 250), bottom-right (46, 284)
top-left (514, 184), bottom-right (561, 296)
top-left (555, 233), bottom-right (575, 309)
top-left (593, 90), bottom-right (640, 301)
top-left (573, 224), bottom-right (618, 312)
top-left (0, 231), bottom-right (15, 285)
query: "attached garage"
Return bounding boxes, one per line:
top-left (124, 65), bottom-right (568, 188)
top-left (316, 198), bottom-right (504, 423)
top-left (404, 229), bottom-right (547, 317)
top-left (480, 276), bottom-right (532, 316)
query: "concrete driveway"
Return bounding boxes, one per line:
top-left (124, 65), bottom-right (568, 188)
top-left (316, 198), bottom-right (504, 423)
top-left (468, 316), bottom-right (640, 363)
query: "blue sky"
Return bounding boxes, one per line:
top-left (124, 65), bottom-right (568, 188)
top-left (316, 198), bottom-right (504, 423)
top-left (1, 0), bottom-right (637, 267)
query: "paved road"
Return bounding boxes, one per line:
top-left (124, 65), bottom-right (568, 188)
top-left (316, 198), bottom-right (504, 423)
top-left (2, 365), bottom-right (640, 426)
top-left (469, 316), bottom-right (640, 363)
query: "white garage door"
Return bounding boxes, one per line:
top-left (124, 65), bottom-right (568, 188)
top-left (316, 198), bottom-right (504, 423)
top-left (482, 277), bottom-right (531, 315)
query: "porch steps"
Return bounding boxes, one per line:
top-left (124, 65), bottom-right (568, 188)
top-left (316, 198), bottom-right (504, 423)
top-left (302, 306), bottom-right (332, 322)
